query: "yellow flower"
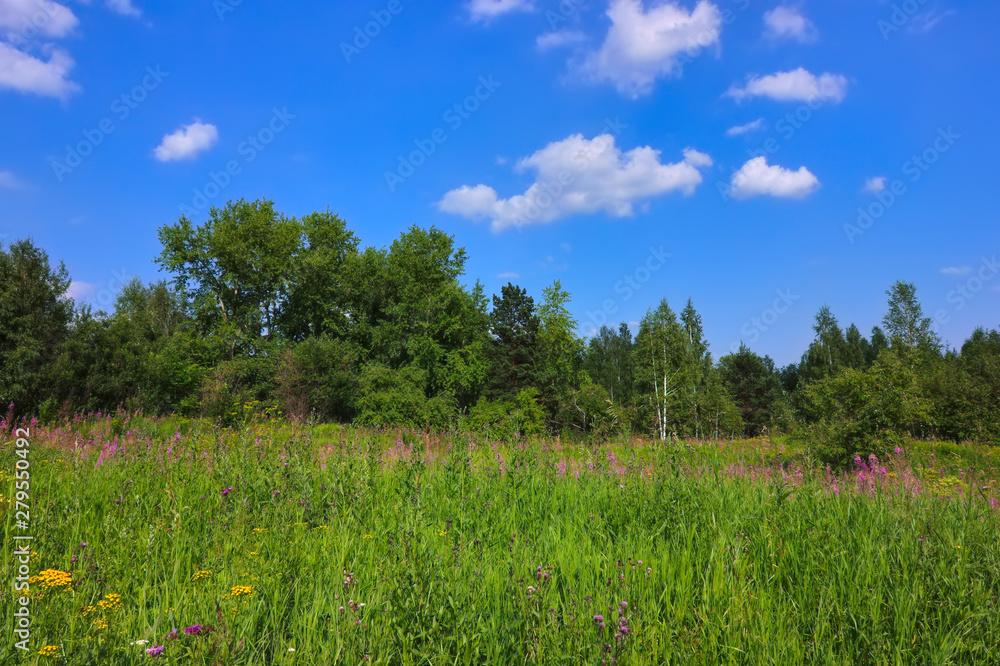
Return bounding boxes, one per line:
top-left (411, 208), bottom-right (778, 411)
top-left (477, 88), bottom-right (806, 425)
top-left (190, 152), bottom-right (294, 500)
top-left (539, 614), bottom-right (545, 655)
top-left (362, 534), bottom-right (373, 539)
top-left (229, 585), bottom-right (253, 598)
top-left (92, 618), bottom-right (108, 632)
top-left (38, 645), bottom-right (60, 657)
top-left (192, 570), bottom-right (213, 581)
top-left (98, 593), bottom-right (123, 613)
top-left (438, 530), bottom-right (447, 536)
top-left (81, 605), bottom-right (96, 617)
top-left (33, 569), bottom-right (72, 590)
top-left (249, 551), bottom-right (259, 556)
top-left (253, 528), bottom-right (267, 534)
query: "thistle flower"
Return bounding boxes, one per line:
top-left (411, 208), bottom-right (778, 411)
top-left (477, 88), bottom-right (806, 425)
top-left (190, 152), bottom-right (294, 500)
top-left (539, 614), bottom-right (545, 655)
top-left (184, 625), bottom-right (204, 635)
top-left (146, 645), bottom-right (165, 657)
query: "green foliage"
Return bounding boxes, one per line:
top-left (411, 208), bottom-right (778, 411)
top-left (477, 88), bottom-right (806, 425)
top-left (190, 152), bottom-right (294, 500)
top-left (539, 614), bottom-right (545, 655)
top-left (462, 387), bottom-right (545, 440)
top-left (800, 351), bottom-right (932, 466)
top-left (0, 239), bottom-right (73, 414)
top-left (354, 364), bottom-right (435, 430)
top-left (719, 345), bottom-right (789, 437)
top-left (274, 336), bottom-right (360, 423)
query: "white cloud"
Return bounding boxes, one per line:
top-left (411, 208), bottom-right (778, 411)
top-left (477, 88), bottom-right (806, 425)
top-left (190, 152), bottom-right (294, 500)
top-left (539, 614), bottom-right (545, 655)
top-left (763, 6), bottom-right (817, 43)
top-left (497, 271), bottom-right (520, 279)
top-left (154, 122), bottom-right (219, 162)
top-left (467, 0), bottom-right (531, 22)
top-left (65, 280), bottom-right (96, 300)
top-left (730, 156), bottom-right (820, 199)
top-left (439, 133), bottom-right (713, 231)
top-left (726, 118), bottom-right (765, 137)
top-left (579, 0), bottom-right (723, 98)
top-left (0, 42), bottom-right (78, 97)
top-left (0, 0), bottom-right (78, 38)
top-left (104, 0), bottom-right (140, 16)
top-left (727, 67), bottom-right (848, 104)
top-left (536, 29), bottom-right (586, 50)
top-left (863, 176), bottom-right (887, 193)
top-left (940, 266), bottom-right (972, 276)
top-left (0, 170), bottom-right (24, 189)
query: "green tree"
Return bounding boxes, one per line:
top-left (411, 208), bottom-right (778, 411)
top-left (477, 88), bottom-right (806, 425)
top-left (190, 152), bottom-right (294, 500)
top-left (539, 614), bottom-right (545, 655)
top-left (156, 199), bottom-right (301, 352)
top-left (0, 239), bottom-right (73, 414)
top-left (719, 345), bottom-right (787, 437)
top-left (486, 283), bottom-right (541, 400)
top-left (883, 281), bottom-right (942, 355)
top-left (635, 299), bottom-right (686, 441)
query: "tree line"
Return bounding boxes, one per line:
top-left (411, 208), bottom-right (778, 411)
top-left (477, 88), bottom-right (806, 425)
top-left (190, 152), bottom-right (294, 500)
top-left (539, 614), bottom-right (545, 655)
top-left (2, 199), bottom-right (997, 464)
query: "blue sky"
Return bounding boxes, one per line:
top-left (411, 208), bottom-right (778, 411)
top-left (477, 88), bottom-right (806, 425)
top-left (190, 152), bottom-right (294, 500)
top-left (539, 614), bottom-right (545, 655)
top-left (1, 0), bottom-right (998, 366)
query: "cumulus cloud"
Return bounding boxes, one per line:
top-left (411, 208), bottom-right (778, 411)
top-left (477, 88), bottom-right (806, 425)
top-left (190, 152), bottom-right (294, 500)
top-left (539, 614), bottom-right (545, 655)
top-left (579, 0), bottom-right (723, 98)
top-left (863, 176), bottom-right (887, 193)
top-left (730, 156), bottom-right (820, 199)
top-left (536, 29), bottom-right (586, 50)
top-left (763, 6), bottom-right (817, 43)
top-left (154, 122), bottom-right (219, 162)
top-left (727, 67), bottom-right (848, 104)
top-left (0, 170), bottom-right (24, 189)
top-left (467, 0), bottom-right (531, 22)
top-left (0, 42), bottom-right (79, 98)
top-left (0, 0), bottom-right (79, 38)
top-left (439, 133), bottom-right (713, 231)
top-left (940, 266), bottom-right (972, 276)
top-left (726, 118), bottom-right (765, 137)
top-left (104, 0), bottom-right (140, 16)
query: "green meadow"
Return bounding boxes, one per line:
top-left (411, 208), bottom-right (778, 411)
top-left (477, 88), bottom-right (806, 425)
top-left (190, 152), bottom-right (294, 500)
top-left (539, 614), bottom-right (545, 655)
top-left (3, 414), bottom-right (1000, 665)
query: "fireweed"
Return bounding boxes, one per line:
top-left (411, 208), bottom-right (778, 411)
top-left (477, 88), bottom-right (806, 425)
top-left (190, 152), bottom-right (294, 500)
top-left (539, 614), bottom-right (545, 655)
top-left (1, 412), bottom-right (998, 664)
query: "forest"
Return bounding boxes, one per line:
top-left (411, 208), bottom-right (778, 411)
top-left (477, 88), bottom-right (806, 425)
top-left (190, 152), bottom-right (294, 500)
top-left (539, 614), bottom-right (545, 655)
top-left (3, 198), bottom-right (998, 465)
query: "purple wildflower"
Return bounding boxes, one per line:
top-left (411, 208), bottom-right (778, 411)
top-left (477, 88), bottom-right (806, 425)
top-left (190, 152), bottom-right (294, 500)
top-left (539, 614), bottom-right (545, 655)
top-left (183, 625), bottom-right (203, 636)
top-left (146, 645), bottom-right (165, 657)
top-left (221, 487), bottom-right (234, 497)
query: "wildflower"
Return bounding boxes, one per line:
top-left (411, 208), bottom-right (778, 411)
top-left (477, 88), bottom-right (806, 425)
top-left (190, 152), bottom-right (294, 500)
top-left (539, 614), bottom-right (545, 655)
top-left (166, 630), bottom-right (179, 640)
top-left (362, 534), bottom-right (373, 539)
top-left (35, 569), bottom-right (72, 590)
top-left (184, 625), bottom-right (204, 636)
top-left (146, 645), bottom-right (166, 657)
top-left (38, 645), bottom-right (60, 657)
top-left (192, 570), bottom-right (213, 581)
top-left (99, 593), bottom-right (123, 612)
top-left (229, 585), bottom-right (253, 598)
top-left (130, 640), bottom-right (150, 646)
top-left (289, 647), bottom-right (296, 652)
top-left (221, 487), bottom-right (235, 497)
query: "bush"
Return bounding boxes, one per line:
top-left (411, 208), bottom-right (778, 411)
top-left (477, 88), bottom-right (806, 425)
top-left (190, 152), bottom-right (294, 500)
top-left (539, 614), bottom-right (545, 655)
top-left (799, 351), bottom-right (930, 467)
top-left (462, 388), bottom-right (545, 440)
top-left (275, 336), bottom-right (360, 423)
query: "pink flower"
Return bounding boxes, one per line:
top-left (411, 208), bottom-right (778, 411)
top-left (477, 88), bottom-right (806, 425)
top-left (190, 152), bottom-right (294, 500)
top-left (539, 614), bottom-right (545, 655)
top-left (146, 645), bottom-right (165, 656)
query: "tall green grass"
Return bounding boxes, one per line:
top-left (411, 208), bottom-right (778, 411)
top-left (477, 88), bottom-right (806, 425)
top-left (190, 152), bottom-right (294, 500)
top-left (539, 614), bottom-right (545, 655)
top-left (2, 416), bottom-right (999, 664)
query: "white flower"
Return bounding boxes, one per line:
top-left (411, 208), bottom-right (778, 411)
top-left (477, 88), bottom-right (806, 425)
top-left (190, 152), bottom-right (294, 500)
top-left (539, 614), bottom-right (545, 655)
top-left (130, 640), bottom-right (149, 646)
top-left (288, 647), bottom-right (296, 652)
